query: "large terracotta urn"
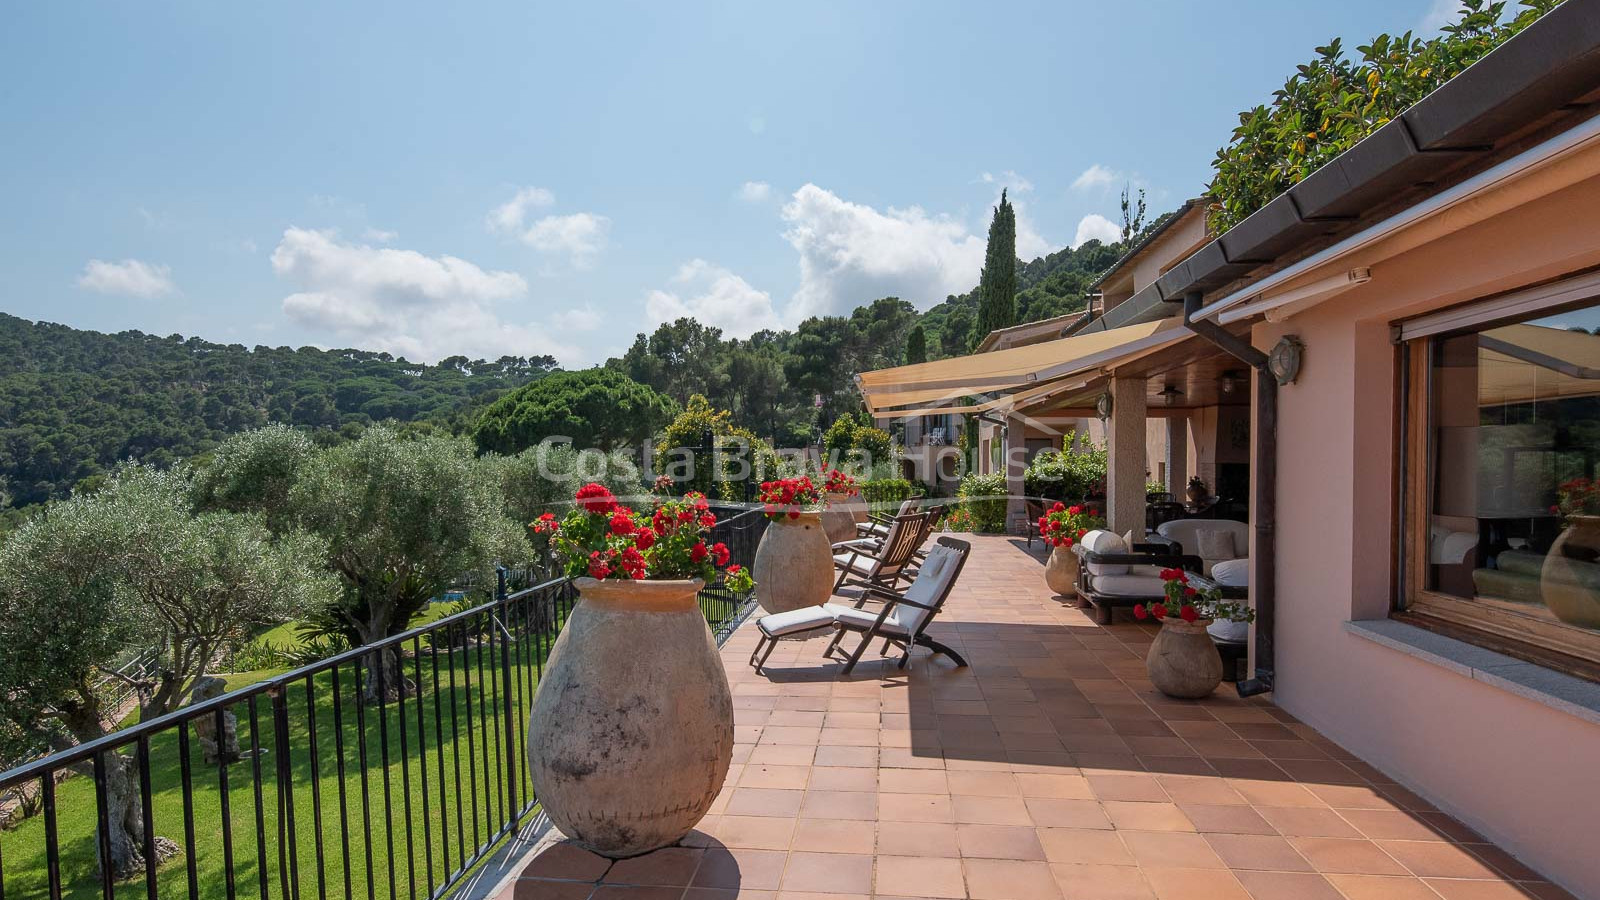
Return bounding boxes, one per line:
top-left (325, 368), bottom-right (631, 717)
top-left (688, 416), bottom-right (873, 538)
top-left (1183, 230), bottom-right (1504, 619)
top-left (525, 577), bottom-right (733, 858)
top-left (753, 511), bottom-right (835, 614)
top-left (1146, 618), bottom-right (1224, 699)
top-left (821, 492), bottom-right (859, 545)
top-left (1541, 515), bottom-right (1600, 628)
top-left (1044, 545), bottom-right (1078, 597)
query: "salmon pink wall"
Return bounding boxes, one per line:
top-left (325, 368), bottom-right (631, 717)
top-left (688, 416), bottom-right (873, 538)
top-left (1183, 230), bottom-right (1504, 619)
top-left (1251, 172), bottom-right (1600, 897)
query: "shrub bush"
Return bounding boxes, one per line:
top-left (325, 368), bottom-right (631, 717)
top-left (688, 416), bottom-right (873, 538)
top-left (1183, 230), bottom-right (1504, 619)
top-left (1024, 446), bottom-right (1107, 503)
top-left (861, 477), bottom-right (913, 508)
top-left (957, 472), bottom-right (1009, 533)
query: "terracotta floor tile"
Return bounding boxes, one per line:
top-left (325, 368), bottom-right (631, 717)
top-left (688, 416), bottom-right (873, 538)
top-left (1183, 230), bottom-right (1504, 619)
top-left (767, 710), bottom-right (826, 727)
top-left (806, 765), bottom-right (877, 792)
top-left (1036, 828), bottom-right (1133, 866)
top-left (604, 848), bottom-right (705, 886)
top-left (1120, 831), bottom-right (1226, 869)
top-left (708, 815), bottom-right (796, 850)
top-left (511, 880), bottom-right (599, 900)
top-left (1377, 840), bottom-right (1503, 879)
top-left (881, 748), bottom-right (945, 769)
top-left (725, 788), bottom-right (805, 818)
top-left (761, 726), bottom-right (822, 745)
top-left (876, 821), bottom-right (962, 857)
top-left (1015, 773), bottom-right (1093, 799)
top-left (962, 858), bottom-right (1063, 900)
top-left (1302, 784), bottom-right (1397, 810)
top-left (1087, 775), bottom-right (1168, 803)
top-left (588, 886), bottom-right (684, 900)
top-left (1323, 874), bottom-right (1446, 900)
top-left (1177, 804), bottom-right (1276, 836)
top-left (1287, 838), bottom-right (1408, 876)
top-left (1422, 880), bottom-right (1545, 900)
top-left (1157, 776), bottom-right (1245, 806)
top-left (740, 765), bottom-right (812, 790)
top-left (880, 768), bottom-right (951, 794)
top-left (948, 770), bottom-right (1023, 797)
top-left (692, 847), bottom-right (789, 891)
top-left (683, 891), bottom-right (772, 900)
top-left (1202, 833), bottom-right (1313, 872)
top-left (953, 795), bottom-right (1035, 825)
top-left (789, 818), bottom-right (874, 854)
top-left (800, 789), bottom-right (877, 821)
top-left (1339, 808), bottom-right (1456, 842)
top-left (780, 851), bottom-right (874, 894)
top-left (1230, 870), bottom-right (1342, 900)
top-left (880, 792), bottom-right (956, 823)
top-left (1049, 863), bottom-right (1153, 900)
top-left (956, 824), bottom-right (1047, 860)
top-left (1224, 780), bottom-right (1324, 809)
top-left (748, 745), bottom-right (816, 767)
top-left (522, 842), bottom-right (613, 881)
top-left (1102, 801), bottom-right (1194, 832)
top-left (812, 745), bottom-right (878, 768)
top-left (875, 855), bottom-right (968, 899)
top-left (1140, 867), bottom-right (1250, 900)
top-left (1254, 807), bottom-right (1361, 839)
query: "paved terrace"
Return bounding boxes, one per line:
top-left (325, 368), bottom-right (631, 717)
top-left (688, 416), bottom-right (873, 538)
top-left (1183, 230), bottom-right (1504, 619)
top-left (497, 536), bottom-right (1574, 900)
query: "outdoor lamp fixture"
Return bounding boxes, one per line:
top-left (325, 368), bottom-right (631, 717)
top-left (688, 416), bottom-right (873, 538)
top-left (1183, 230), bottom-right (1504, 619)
top-left (1220, 370), bottom-right (1241, 395)
top-left (1095, 391), bottom-right (1114, 421)
top-left (1157, 384), bottom-right (1183, 406)
top-left (1268, 335), bottom-right (1305, 386)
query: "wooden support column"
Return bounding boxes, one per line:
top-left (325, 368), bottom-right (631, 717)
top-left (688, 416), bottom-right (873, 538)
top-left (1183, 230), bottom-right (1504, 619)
top-left (1107, 376), bottom-right (1147, 538)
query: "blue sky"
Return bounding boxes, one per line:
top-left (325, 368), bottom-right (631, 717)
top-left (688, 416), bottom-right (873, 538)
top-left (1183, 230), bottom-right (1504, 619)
top-left (0, 0), bottom-right (1459, 367)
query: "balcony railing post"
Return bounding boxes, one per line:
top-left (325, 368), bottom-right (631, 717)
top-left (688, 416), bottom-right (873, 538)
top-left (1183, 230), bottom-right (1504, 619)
top-left (498, 597), bottom-right (520, 823)
top-left (269, 685), bottom-right (300, 900)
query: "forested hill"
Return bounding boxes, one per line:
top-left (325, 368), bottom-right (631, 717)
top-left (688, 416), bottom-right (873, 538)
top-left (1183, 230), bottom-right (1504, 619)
top-left (0, 314), bottom-right (553, 509)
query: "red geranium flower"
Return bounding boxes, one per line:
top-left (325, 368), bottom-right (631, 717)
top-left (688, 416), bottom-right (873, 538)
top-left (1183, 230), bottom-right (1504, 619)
top-left (575, 483), bottom-right (617, 514)
top-left (699, 513), bottom-right (716, 528)
top-left (1179, 605), bottom-right (1199, 623)
top-left (634, 527), bottom-right (656, 550)
top-left (609, 512), bottom-right (635, 536)
top-left (1133, 604), bottom-right (1148, 619)
top-left (690, 541), bottom-right (709, 563)
top-left (1151, 603), bottom-right (1169, 619)
top-left (712, 542), bottom-right (731, 566)
top-left (587, 550), bottom-right (613, 579)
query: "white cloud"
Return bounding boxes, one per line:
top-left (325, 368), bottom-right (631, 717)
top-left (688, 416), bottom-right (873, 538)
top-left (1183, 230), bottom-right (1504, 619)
top-left (77, 259), bottom-right (176, 297)
top-left (550, 306), bottom-right (604, 332)
top-left (1071, 164), bottom-right (1122, 192)
top-left (1072, 213), bottom-right (1121, 248)
top-left (978, 171), bottom-right (1034, 193)
top-left (1419, 0), bottom-right (1460, 32)
top-left (271, 227), bottom-right (577, 364)
top-left (519, 212), bottom-right (611, 268)
top-left (738, 181), bottom-right (772, 202)
top-left (362, 227), bottom-right (398, 244)
top-left (645, 259), bottom-right (781, 338)
top-left (780, 184), bottom-right (987, 320)
top-left (486, 186), bottom-right (556, 234)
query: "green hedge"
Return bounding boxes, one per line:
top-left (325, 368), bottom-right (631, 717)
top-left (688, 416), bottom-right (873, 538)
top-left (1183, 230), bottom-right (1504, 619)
top-left (1023, 446), bottom-right (1106, 504)
top-left (957, 473), bottom-right (1008, 533)
top-left (861, 477), bottom-right (913, 508)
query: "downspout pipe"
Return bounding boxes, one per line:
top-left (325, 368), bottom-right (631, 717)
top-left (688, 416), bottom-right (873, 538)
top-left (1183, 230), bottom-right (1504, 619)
top-left (1183, 291), bottom-right (1276, 698)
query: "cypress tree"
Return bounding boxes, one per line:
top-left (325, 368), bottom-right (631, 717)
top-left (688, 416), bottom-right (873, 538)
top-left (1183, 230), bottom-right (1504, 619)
top-left (905, 324), bottom-right (927, 364)
top-left (973, 189), bottom-right (1017, 348)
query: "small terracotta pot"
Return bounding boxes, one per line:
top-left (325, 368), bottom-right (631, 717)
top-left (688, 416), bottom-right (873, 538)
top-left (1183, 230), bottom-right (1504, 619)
top-left (821, 492), bottom-right (859, 545)
top-left (753, 511), bottom-right (835, 614)
top-left (1146, 617), bottom-right (1224, 699)
top-left (1542, 514), bottom-right (1600, 628)
top-left (1044, 545), bottom-right (1079, 597)
top-left (525, 577), bottom-right (733, 858)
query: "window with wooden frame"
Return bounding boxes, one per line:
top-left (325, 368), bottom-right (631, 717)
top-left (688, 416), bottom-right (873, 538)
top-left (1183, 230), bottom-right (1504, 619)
top-left (1398, 272), bottom-right (1600, 680)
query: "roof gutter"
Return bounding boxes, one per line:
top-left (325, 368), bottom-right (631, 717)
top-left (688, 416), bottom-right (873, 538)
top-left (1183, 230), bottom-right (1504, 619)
top-left (1197, 111), bottom-right (1600, 325)
top-left (1183, 291), bottom-right (1275, 698)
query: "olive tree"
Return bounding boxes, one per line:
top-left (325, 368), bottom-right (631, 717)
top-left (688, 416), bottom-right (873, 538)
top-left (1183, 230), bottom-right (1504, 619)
top-left (191, 423), bottom-right (317, 531)
top-left (0, 463), bottom-right (334, 879)
top-left (290, 427), bottom-right (525, 700)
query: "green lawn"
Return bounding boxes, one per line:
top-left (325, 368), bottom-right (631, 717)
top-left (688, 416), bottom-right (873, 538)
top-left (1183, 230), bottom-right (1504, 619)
top-left (1, 607), bottom-right (563, 900)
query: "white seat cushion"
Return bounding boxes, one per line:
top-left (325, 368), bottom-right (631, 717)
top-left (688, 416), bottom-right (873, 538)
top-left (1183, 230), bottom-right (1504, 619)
top-left (1080, 530), bottom-right (1128, 576)
top-left (824, 602), bottom-right (911, 637)
top-left (833, 552), bottom-right (876, 575)
top-left (1089, 574), bottom-right (1167, 597)
top-left (759, 605), bottom-right (836, 637)
top-left (1157, 520), bottom-right (1249, 575)
top-left (1212, 557), bottom-right (1249, 588)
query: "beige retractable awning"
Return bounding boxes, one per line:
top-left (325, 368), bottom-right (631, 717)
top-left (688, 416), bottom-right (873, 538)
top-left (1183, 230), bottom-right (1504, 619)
top-left (1478, 322), bottom-right (1600, 405)
top-left (860, 317), bottom-right (1190, 417)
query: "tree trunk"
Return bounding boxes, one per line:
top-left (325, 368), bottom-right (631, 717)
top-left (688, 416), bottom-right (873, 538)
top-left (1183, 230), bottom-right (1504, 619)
top-left (62, 704), bottom-right (152, 882)
top-left (354, 612), bottom-right (414, 703)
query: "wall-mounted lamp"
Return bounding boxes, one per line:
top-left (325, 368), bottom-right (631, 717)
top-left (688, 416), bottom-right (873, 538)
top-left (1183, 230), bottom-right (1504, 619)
top-left (1268, 336), bottom-right (1305, 386)
top-left (1157, 384), bottom-right (1184, 407)
top-left (1220, 370), bottom-right (1241, 396)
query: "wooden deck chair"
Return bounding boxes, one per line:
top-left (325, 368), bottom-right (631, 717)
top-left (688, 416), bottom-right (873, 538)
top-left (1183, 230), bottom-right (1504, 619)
top-left (832, 510), bottom-right (928, 593)
top-left (824, 537), bottom-right (971, 673)
top-left (855, 498), bottom-right (921, 540)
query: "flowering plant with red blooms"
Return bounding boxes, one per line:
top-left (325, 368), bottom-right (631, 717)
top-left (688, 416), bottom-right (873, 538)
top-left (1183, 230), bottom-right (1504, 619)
top-left (758, 476), bottom-right (822, 521)
top-left (534, 484), bottom-right (753, 588)
top-left (821, 468), bottom-right (859, 496)
top-left (1554, 477), bottom-right (1600, 518)
top-left (1037, 502), bottom-right (1105, 548)
top-left (1133, 568), bottom-right (1254, 625)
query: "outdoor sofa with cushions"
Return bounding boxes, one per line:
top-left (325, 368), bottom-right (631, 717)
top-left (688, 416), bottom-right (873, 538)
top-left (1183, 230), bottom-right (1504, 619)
top-left (750, 538), bottom-right (971, 674)
top-left (1073, 529), bottom-right (1202, 625)
top-left (1156, 519), bottom-right (1250, 576)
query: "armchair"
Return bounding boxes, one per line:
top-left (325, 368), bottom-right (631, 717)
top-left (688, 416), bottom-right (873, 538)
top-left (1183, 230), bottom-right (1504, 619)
top-left (1072, 529), bottom-right (1203, 625)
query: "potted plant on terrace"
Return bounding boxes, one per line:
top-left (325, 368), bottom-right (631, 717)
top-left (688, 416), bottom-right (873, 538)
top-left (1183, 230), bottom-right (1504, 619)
top-left (752, 476), bottom-right (833, 614)
top-left (1136, 569), bottom-right (1255, 699)
top-left (524, 483), bottom-right (754, 858)
top-left (1037, 502), bottom-right (1104, 597)
top-left (820, 468), bottom-right (862, 544)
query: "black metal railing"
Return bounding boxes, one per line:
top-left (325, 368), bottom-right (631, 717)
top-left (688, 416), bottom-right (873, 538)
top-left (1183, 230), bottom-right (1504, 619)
top-left (0, 506), bottom-right (764, 900)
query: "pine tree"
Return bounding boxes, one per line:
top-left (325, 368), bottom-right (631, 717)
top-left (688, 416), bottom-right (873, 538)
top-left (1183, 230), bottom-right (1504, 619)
top-left (905, 324), bottom-right (927, 364)
top-left (973, 189), bottom-right (1017, 348)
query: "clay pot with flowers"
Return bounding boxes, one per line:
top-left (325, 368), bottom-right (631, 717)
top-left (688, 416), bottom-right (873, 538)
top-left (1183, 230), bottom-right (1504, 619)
top-left (1134, 569), bottom-right (1255, 699)
top-left (1037, 502), bottom-right (1104, 597)
top-left (525, 483), bottom-right (755, 858)
top-left (753, 476), bottom-right (834, 614)
top-left (820, 468), bottom-right (863, 545)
